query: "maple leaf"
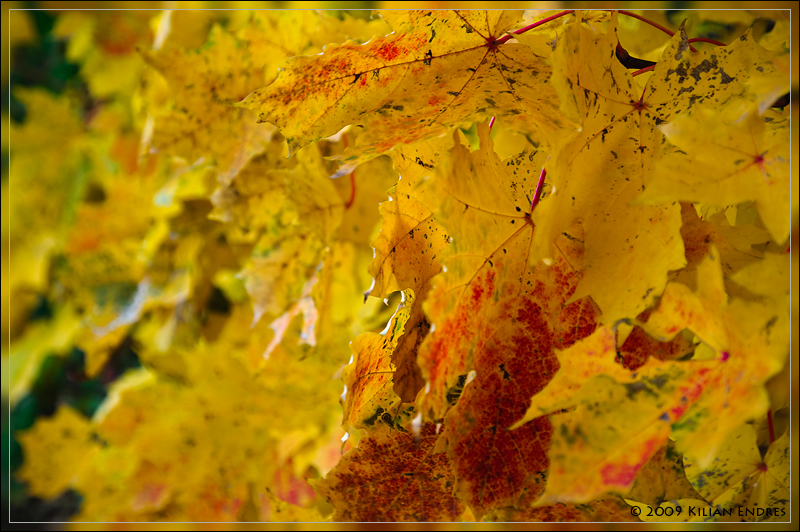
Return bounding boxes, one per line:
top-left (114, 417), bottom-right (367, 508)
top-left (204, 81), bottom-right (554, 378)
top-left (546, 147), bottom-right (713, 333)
top-left (313, 421), bottom-right (465, 521)
top-left (236, 149), bottom-right (341, 324)
top-left (341, 290), bottom-right (412, 431)
top-left (531, 12), bottom-right (786, 325)
top-left (418, 123), bottom-right (595, 419)
top-left (525, 13), bottom-right (685, 325)
top-left (639, 245), bottom-right (789, 461)
top-left (654, 251), bottom-right (788, 465)
top-left (16, 406), bottom-right (101, 499)
top-left (511, 325), bottom-right (665, 429)
top-left (645, 23), bottom-right (789, 122)
top-left (366, 134), bottom-right (453, 402)
top-left (636, 109), bottom-right (790, 245)
top-left (141, 24), bottom-right (274, 185)
top-left (416, 123), bottom-right (597, 517)
top-left (367, 135), bottom-right (452, 301)
top-left (53, 11), bottom-right (150, 100)
top-left (684, 423), bottom-right (789, 521)
top-left (241, 10), bottom-right (569, 162)
top-left (521, 245), bottom-right (787, 505)
top-left (533, 369), bottom-right (680, 505)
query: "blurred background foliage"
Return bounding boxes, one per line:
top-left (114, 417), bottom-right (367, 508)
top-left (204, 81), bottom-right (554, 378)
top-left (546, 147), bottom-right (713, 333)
top-left (2, 1), bottom-right (797, 527)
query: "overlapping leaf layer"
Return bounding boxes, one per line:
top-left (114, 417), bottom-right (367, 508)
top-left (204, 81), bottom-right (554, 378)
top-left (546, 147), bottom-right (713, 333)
top-left (8, 8), bottom-right (791, 523)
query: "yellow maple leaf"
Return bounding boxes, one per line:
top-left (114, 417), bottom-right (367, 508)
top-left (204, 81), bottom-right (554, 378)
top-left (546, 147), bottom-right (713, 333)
top-left (519, 246), bottom-right (786, 505)
top-left (418, 123), bottom-right (559, 418)
top-left (141, 24), bottom-right (274, 185)
top-left (365, 134), bottom-right (452, 402)
top-left (640, 246), bottom-right (787, 466)
top-left (367, 134), bottom-right (452, 300)
top-left (512, 326), bottom-right (664, 429)
top-left (16, 406), bottom-right (100, 499)
top-left (528, 13), bottom-right (685, 325)
top-left (636, 109), bottom-right (790, 245)
top-left (683, 423), bottom-right (788, 521)
top-left (341, 290), bottom-right (410, 432)
top-left (646, 22), bottom-right (788, 121)
top-left (54, 12), bottom-right (150, 100)
top-left (534, 370), bottom-right (678, 505)
top-left (416, 124), bottom-right (598, 517)
top-left (242, 10), bottom-right (569, 160)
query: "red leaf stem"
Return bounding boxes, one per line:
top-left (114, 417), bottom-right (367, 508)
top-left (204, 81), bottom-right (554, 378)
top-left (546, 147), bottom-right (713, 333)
top-left (531, 155), bottom-right (550, 213)
top-left (495, 10), bottom-right (575, 45)
top-left (345, 170), bottom-right (356, 209)
top-left (631, 65), bottom-right (656, 77)
top-left (687, 37), bottom-right (727, 47)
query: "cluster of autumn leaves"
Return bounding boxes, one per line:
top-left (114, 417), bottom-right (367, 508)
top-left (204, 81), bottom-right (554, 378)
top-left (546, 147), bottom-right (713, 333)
top-left (8, 9), bottom-right (791, 523)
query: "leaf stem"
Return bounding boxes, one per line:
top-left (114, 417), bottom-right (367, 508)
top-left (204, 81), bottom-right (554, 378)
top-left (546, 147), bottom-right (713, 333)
top-left (500, 10), bottom-right (714, 57)
top-left (495, 10), bottom-right (575, 44)
top-left (617, 10), bottom-right (698, 52)
top-left (687, 37), bottom-right (727, 47)
top-left (767, 409), bottom-right (776, 444)
top-left (531, 155), bottom-right (551, 213)
top-left (631, 65), bottom-right (656, 77)
top-left (345, 170), bottom-right (356, 209)
top-left (488, 116), bottom-right (496, 131)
